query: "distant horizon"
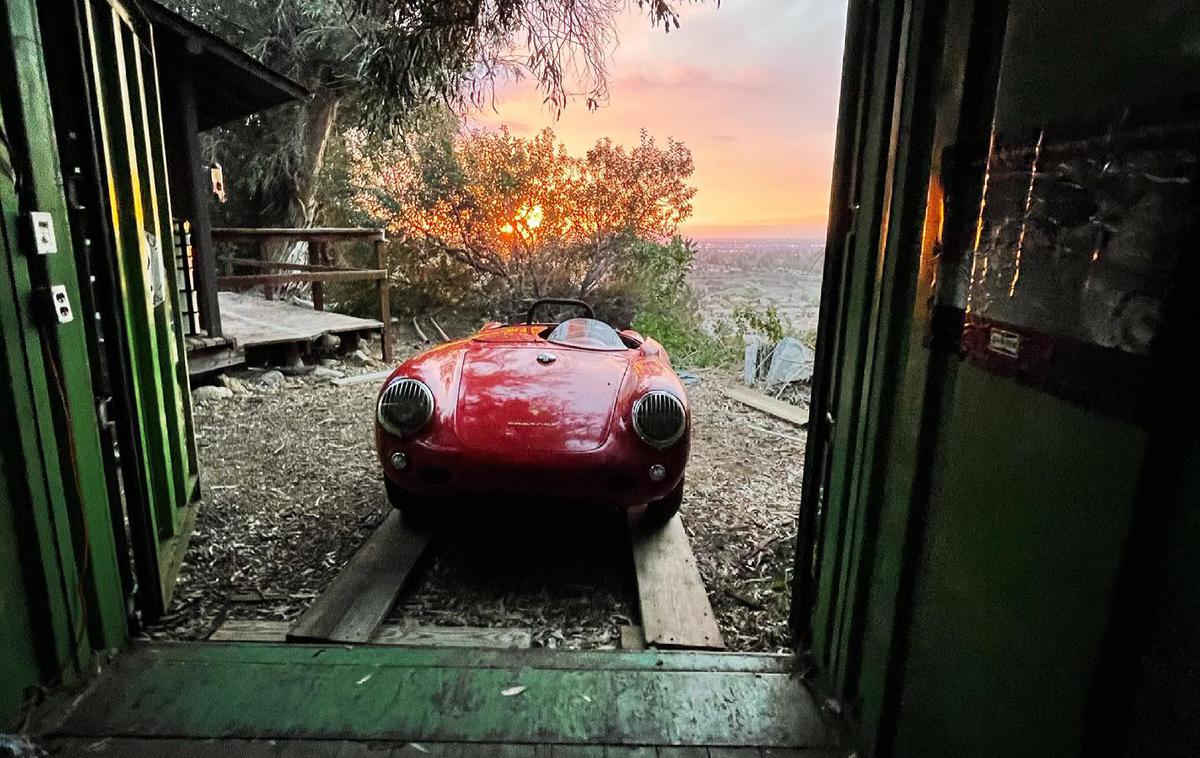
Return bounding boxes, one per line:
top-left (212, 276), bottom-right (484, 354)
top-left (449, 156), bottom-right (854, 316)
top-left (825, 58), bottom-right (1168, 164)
top-left (680, 222), bottom-right (828, 241)
top-left (474, 2), bottom-right (848, 233)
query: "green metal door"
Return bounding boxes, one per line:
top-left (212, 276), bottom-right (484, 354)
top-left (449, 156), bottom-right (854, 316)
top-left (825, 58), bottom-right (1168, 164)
top-left (81, 0), bottom-right (199, 615)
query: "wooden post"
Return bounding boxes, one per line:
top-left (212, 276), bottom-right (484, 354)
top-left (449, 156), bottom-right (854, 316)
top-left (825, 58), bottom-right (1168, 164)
top-left (258, 240), bottom-right (274, 299)
top-left (376, 238), bottom-right (392, 363)
top-left (176, 62), bottom-right (222, 336)
top-left (309, 240), bottom-right (326, 311)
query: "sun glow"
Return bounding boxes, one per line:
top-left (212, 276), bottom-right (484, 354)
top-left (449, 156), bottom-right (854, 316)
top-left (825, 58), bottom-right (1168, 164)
top-left (501, 204), bottom-right (544, 235)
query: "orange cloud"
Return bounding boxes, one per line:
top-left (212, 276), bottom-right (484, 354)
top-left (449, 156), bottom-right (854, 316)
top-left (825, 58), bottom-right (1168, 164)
top-left (472, 1), bottom-right (848, 237)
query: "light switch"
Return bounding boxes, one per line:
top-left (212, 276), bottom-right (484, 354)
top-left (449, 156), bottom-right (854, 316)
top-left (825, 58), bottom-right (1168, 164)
top-left (28, 211), bottom-right (58, 255)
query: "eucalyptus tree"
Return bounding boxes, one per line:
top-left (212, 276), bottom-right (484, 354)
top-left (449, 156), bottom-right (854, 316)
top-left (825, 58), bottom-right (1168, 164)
top-left (170, 0), bottom-right (699, 258)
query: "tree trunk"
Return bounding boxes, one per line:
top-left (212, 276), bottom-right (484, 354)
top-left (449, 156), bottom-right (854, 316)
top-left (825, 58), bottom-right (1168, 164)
top-left (264, 91), bottom-right (341, 294)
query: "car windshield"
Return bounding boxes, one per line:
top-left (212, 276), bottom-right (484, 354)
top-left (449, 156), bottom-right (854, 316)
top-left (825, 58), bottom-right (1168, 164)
top-left (545, 318), bottom-right (626, 350)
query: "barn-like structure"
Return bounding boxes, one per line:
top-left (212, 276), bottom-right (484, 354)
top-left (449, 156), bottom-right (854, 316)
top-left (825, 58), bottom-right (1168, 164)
top-left (1, 0), bottom-right (1197, 755)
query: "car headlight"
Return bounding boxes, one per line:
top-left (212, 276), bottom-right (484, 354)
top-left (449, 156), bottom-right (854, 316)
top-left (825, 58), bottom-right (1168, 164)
top-left (632, 391), bottom-right (687, 448)
top-left (377, 378), bottom-right (434, 436)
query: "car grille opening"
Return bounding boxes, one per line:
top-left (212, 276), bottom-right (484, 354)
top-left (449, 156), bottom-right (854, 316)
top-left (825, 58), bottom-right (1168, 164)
top-left (377, 378), bottom-right (434, 436)
top-left (633, 391), bottom-right (686, 448)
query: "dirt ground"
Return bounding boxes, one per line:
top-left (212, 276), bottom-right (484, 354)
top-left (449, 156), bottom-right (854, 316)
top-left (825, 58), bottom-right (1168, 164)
top-left (151, 359), bottom-right (808, 652)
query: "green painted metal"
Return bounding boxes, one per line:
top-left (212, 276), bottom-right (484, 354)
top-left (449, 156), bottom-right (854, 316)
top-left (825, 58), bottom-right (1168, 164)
top-left (0, 72), bottom-right (84, 711)
top-left (1, 0), bottom-right (129, 653)
top-left (80, 0), bottom-right (202, 611)
top-left (808, 0), bottom-right (907, 693)
top-left (82, 0), bottom-right (174, 547)
top-left (891, 367), bottom-right (1145, 757)
top-left (138, 26), bottom-right (201, 499)
top-left (804, 0), bottom-right (1200, 755)
top-left (0, 443), bottom-right (42, 726)
top-left (116, 12), bottom-right (194, 517)
top-left (0, 0), bottom-right (148, 721)
top-left (44, 644), bottom-right (831, 749)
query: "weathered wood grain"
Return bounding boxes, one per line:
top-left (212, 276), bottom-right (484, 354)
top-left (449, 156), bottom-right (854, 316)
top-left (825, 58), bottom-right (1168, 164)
top-left (45, 643), bottom-right (829, 748)
top-left (211, 619), bottom-right (532, 649)
top-left (218, 290), bottom-right (382, 348)
top-left (288, 511), bottom-right (434, 643)
top-left (372, 625), bottom-right (532, 649)
top-left (332, 368), bottom-right (393, 387)
top-left (44, 739), bottom-right (847, 757)
top-left (620, 624), bottom-right (647, 651)
top-left (629, 514), bottom-right (725, 650)
top-left (720, 386), bottom-right (810, 427)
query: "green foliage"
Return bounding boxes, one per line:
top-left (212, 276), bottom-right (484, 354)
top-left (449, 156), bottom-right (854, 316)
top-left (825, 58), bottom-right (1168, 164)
top-left (731, 302), bottom-right (789, 344)
top-left (171, 1), bottom-right (704, 232)
top-left (623, 237), bottom-right (739, 368)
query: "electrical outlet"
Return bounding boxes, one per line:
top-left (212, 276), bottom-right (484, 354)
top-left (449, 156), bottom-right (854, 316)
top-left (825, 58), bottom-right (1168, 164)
top-left (49, 285), bottom-right (74, 323)
top-left (27, 211), bottom-right (58, 255)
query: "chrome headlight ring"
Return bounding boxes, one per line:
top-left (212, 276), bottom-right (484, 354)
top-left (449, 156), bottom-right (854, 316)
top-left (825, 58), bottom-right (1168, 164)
top-left (632, 391), bottom-right (687, 449)
top-left (377, 378), bottom-right (435, 436)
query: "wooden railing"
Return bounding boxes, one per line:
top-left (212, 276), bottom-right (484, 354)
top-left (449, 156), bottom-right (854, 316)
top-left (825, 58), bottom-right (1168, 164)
top-left (211, 227), bottom-right (392, 361)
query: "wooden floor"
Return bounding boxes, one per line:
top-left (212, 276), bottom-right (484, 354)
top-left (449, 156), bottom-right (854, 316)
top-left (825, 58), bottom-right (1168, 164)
top-left (36, 643), bottom-right (842, 756)
top-left (48, 739), bottom-right (843, 756)
top-left (219, 290), bottom-right (382, 348)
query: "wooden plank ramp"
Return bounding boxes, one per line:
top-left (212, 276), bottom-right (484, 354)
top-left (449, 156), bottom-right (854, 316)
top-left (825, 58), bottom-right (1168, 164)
top-left (628, 513), bottom-right (725, 650)
top-left (288, 510), bottom-right (435, 643)
top-left (212, 619), bottom-right (532, 649)
top-left (720, 385), bottom-right (810, 427)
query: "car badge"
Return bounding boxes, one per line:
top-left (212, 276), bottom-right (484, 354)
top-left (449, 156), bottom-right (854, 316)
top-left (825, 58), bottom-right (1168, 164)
top-left (536, 352), bottom-right (557, 365)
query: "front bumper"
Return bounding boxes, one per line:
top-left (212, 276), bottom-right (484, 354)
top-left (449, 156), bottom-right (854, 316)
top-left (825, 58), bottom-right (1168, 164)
top-left (376, 428), bottom-right (688, 509)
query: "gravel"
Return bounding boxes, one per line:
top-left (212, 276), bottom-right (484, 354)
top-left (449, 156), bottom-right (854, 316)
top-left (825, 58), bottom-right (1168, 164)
top-left (148, 355), bottom-right (808, 653)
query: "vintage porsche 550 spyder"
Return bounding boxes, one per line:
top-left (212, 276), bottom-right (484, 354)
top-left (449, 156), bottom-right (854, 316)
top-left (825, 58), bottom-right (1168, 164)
top-left (374, 299), bottom-right (690, 522)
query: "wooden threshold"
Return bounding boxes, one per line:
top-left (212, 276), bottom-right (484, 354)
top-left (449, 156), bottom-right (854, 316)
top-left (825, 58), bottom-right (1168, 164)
top-left (211, 619), bottom-right (532, 649)
top-left (45, 737), bottom-right (846, 757)
top-left (36, 643), bottom-right (831, 750)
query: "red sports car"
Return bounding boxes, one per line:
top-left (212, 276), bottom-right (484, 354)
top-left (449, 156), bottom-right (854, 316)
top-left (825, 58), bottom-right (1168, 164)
top-left (374, 299), bottom-right (690, 522)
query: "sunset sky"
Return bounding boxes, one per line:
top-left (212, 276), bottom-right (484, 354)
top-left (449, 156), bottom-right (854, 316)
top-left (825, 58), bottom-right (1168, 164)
top-left (473, 0), bottom-right (848, 239)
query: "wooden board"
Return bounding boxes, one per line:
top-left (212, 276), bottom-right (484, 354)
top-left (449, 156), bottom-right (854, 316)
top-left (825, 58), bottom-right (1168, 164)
top-left (620, 624), bottom-right (647, 651)
top-left (184, 344), bottom-right (244, 376)
top-left (373, 625), bottom-right (531, 649)
top-left (42, 643), bottom-right (830, 749)
top-left (628, 514), bottom-right (725, 650)
top-left (211, 619), bottom-right (532, 649)
top-left (720, 386), bottom-right (810, 427)
top-left (46, 738), bottom-right (845, 757)
top-left (332, 368), bottom-right (394, 387)
top-left (218, 290), bottom-right (382, 348)
top-left (288, 511), bottom-right (435, 643)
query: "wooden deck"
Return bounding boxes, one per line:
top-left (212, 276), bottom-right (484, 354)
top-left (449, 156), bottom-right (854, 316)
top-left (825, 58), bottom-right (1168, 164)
top-left (36, 643), bottom-right (842, 755)
top-left (219, 290), bottom-right (383, 349)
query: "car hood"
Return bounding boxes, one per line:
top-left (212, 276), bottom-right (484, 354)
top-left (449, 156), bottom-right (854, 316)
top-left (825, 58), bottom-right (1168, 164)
top-left (455, 343), bottom-right (630, 453)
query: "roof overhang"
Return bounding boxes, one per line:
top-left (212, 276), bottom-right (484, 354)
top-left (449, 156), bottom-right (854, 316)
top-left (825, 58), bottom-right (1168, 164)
top-left (143, 2), bottom-right (308, 130)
